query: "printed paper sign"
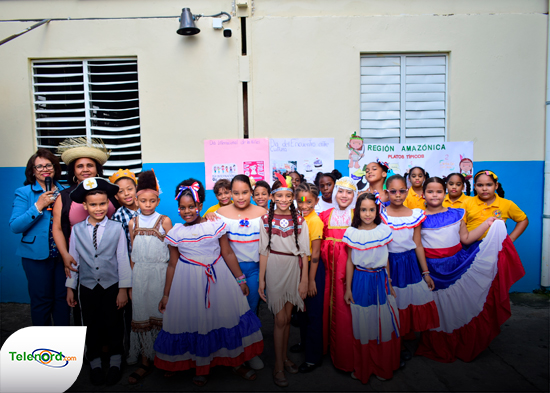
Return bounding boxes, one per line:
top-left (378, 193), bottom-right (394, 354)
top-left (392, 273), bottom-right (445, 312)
top-left (348, 141), bottom-right (474, 192)
top-left (270, 138), bottom-right (334, 183)
top-left (204, 139), bottom-right (270, 189)
top-left (243, 161), bottom-right (265, 182)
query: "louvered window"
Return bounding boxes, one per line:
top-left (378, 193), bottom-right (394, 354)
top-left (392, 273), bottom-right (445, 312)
top-left (360, 54), bottom-right (447, 143)
top-left (32, 58), bottom-right (142, 178)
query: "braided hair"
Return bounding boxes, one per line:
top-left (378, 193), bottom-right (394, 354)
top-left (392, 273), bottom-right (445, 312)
top-left (444, 172), bottom-right (471, 196)
top-left (295, 182), bottom-right (319, 200)
top-left (473, 170), bottom-right (505, 198)
top-left (267, 180), bottom-right (300, 251)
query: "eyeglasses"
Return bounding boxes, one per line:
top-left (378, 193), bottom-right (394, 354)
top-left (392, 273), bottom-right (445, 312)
top-left (34, 163), bottom-right (54, 171)
top-left (388, 189), bottom-right (407, 195)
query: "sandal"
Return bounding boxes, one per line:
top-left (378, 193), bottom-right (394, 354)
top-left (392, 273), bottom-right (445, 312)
top-left (192, 375), bottom-right (208, 387)
top-left (273, 369), bottom-right (288, 387)
top-left (232, 365), bottom-right (257, 381)
top-left (128, 363), bottom-right (153, 385)
top-left (163, 371), bottom-right (176, 378)
top-left (283, 359), bottom-right (298, 374)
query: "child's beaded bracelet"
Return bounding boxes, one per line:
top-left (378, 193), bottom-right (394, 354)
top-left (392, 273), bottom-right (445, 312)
top-left (236, 274), bottom-right (247, 285)
top-left (422, 270), bottom-right (430, 276)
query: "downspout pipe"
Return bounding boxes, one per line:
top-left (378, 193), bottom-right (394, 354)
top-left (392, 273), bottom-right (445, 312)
top-left (542, 0), bottom-right (550, 287)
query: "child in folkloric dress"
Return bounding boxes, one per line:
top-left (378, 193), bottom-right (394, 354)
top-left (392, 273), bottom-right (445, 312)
top-left (415, 177), bottom-right (525, 362)
top-left (343, 192), bottom-right (401, 383)
top-left (154, 179), bottom-right (263, 387)
top-left (258, 174), bottom-right (310, 387)
top-left (381, 175), bottom-right (439, 360)
top-left (126, 170), bottom-right (172, 384)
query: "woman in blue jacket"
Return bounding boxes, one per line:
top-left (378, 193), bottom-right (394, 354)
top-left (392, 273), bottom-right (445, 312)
top-left (9, 149), bottom-right (69, 326)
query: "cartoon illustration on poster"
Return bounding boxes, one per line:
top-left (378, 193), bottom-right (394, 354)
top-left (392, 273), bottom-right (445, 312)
top-left (243, 161), bottom-right (265, 182)
top-left (269, 138), bottom-right (334, 183)
top-left (347, 132), bottom-right (365, 169)
top-left (204, 138), bottom-right (270, 189)
top-left (349, 141), bottom-right (474, 190)
top-left (212, 163), bottom-right (237, 182)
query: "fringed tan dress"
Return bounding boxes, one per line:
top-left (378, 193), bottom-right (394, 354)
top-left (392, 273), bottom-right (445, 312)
top-left (259, 214), bottom-right (310, 314)
top-left (128, 212), bottom-right (170, 361)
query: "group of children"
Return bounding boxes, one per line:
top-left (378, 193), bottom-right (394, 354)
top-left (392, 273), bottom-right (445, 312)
top-left (64, 161), bottom-right (528, 387)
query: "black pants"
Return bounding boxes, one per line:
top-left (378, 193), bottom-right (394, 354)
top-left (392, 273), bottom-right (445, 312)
top-left (79, 283), bottom-right (123, 362)
top-left (298, 259), bottom-right (326, 364)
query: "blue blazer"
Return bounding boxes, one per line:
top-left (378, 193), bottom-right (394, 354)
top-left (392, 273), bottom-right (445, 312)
top-left (9, 180), bottom-right (64, 260)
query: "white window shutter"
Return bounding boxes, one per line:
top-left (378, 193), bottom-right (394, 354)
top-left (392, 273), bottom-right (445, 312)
top-left (32, 58), bottom-right (142, 179)
top-left (360, 54), bottom-right (447, 143)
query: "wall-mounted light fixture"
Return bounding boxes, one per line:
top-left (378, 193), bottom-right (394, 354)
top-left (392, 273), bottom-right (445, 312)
top-left (177, 8), bottom-right (231, 36)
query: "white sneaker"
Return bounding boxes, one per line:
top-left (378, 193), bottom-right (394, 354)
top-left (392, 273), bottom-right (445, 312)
top-left (375, 375), bottom-right (387, 381)
top-left (248, 356), bottom-right (264, 370)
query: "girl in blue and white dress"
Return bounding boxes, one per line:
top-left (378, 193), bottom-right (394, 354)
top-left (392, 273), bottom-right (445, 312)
top-left (381, 175), bottom-right (439, 359)
top-left (343, 193), bottom-right (401, 383)
top-left (154, 179), bottom-right (263, 387)
top-left (214, 174), bottom-right (267, 370)
top-left (415, 177), bottom-right (524, 363)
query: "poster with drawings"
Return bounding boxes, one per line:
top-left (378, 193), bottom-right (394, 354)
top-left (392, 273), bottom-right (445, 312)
top-left (269, 138), bottom-right (334, 183)
top-left (348, 140), bottom-right (474, 192)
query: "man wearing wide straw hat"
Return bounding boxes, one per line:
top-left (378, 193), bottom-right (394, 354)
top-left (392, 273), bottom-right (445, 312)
top-left (51, 138), bottom-right (120, 323)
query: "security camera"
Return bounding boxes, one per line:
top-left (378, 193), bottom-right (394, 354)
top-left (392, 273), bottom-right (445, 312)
top-left (223, 28), bottom-right (232, 38)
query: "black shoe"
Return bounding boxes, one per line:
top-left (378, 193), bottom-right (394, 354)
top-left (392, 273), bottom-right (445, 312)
top-left (105, 366), bottom-right (122, 386)
top-left (290, 343), bottom-right (305, 353)
top-left (399, 359), bottom-right (406, 369)
top-left (298, 362), bottom-right (321, 373)
top-left (90, 367), bottom-right (105, 386)
top-left (400, 349), bottom-right (413, 361)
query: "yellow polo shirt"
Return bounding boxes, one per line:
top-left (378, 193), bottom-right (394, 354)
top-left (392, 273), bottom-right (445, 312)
top-left (403, 188), bottom-right (426, 210)
top-left (463, 194), bottom-right (527, 239)
top-left (202, 201), bottom-right (233, 217)
top-left (304, 210), bottom-right (324, 261)
top-left (443, 193), bottom-right (472, 209)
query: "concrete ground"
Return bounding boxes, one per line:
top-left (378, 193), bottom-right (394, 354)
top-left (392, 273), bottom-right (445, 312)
top-left (1, 293), bottom-right (548, 392)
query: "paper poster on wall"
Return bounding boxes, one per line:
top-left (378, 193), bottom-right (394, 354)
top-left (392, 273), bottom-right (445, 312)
top-left (348, 140), bottom-right (474, 192)
top-left (204, 138), bottom-right (270, 189)
top-left (270, 138), bottom-right (334, 183)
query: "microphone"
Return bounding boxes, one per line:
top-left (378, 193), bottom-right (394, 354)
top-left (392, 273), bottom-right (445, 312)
top-left (45, 177), bottom-right (53, 211)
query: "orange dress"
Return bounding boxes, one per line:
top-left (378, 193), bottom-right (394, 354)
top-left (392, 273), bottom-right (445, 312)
top-left (319, 208), bottom-right (355, 372)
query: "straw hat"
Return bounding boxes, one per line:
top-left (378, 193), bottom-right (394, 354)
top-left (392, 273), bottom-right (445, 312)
top-left (57, 137), bottom-right (110, 165)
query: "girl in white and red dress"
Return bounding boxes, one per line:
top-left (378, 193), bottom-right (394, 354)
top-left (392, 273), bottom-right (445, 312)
top-left (154, 179), bottom-right (263, 387)
top-left (381, 174), bottom-right (439, 361)
top-left (343, 192), bottom-right (400, 383)
top-left (415, 177), bottom-right (524, 363)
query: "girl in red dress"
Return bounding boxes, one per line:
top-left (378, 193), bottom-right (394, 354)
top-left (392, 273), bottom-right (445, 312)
top-left (319, 177), bottom-right (357, 372)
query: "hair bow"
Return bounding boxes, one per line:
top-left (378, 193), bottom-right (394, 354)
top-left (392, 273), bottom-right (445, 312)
top-left (239, 219), bottom-right (250, 227)
top-left (175, 182), bottom-right (200, 203)
top-left (373, 191), bottom-right (381, 205)
top-left (485, 170), bottom-right (498, 180)
top-left (376, 158), bottom-right (389, 169)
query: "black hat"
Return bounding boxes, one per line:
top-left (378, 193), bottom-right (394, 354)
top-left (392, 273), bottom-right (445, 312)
top-left (70, 177), bottom-right (119, 204)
